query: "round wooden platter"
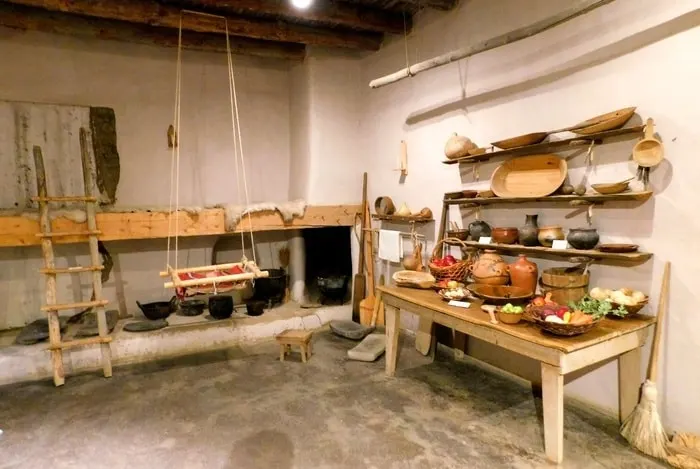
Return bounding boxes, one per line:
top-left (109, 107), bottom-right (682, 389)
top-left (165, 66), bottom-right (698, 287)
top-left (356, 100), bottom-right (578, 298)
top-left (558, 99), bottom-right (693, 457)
top-left (490, 154), bottom-right (567, 198)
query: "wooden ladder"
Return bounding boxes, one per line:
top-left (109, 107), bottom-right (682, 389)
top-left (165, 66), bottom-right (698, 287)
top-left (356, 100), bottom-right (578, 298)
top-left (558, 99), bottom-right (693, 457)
top-left (33, 127), bottom-right (113, 387)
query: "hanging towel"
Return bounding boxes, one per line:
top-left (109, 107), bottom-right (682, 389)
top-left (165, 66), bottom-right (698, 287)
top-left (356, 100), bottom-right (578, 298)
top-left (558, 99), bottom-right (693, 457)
top-left (378, 230), bottom-right (401, 263)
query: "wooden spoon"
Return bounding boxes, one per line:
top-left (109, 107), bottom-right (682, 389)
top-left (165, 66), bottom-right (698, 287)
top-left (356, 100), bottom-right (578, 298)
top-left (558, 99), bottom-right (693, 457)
top-left (633, 118), bottom-right (664, 186)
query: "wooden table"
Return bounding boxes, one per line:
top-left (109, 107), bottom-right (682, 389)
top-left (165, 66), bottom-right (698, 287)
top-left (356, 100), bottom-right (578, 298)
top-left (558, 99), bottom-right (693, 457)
top-left (378, 285), bottom-right (655, 464)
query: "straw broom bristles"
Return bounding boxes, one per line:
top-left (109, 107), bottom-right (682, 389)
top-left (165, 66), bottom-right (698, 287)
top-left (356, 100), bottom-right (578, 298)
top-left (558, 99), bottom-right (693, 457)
top-left (619, 261), bottom-right (671, 460)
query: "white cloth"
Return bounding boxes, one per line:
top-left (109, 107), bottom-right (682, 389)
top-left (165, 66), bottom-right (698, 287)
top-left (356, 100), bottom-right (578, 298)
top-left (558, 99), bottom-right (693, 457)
top-left (378, 230), bottom-right (401, 263)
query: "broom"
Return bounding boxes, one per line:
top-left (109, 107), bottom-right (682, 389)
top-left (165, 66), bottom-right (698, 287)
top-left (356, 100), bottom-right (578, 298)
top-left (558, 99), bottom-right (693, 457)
top-left (620, 261), bottom-right (671, 459)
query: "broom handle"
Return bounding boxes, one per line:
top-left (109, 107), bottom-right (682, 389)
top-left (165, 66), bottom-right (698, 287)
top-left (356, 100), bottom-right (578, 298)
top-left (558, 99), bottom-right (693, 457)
top-left (648, 261), bottom-right (670, 382)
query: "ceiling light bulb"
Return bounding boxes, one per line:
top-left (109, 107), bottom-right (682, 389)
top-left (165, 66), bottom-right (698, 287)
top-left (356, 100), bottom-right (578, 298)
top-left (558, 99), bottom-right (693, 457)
top-left (290, 0), bottom-right (313, 9)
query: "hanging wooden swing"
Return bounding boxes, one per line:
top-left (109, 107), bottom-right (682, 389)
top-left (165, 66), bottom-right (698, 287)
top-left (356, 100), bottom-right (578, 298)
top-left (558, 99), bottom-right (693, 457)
top-left (161, 10), bottom-right (268, 295)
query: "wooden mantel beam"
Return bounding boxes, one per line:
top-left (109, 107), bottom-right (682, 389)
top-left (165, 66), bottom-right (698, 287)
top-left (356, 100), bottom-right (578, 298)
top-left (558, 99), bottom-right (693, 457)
top-left (2, 0), bottom-right (383, 50)
top-left (0, 3), bottom-right (306, 59)
top-left (168, 0), bottom-right (409, 35)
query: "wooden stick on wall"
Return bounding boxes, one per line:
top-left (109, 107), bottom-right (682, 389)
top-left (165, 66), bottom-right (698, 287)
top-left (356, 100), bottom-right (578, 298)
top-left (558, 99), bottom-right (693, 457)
top-left (369, 0), bottom-right (615, 89)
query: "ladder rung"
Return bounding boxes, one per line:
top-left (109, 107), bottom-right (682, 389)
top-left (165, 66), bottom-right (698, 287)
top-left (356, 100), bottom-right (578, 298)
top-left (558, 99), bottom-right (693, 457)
top-left (42, 300), bottom-right (109, 312)
top-left (48, 336), bottom-right (112, 350)
top-left (40, 266), bottom-right (105, 274)
top-left (36, 230), bottom-right (101, 238)
top-left (32, 196), bottom-right (97, 202)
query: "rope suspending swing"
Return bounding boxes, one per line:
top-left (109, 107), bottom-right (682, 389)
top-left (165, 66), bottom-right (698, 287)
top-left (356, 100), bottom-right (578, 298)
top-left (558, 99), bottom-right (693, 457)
top-left (160, 10), bottom-right (268, 296)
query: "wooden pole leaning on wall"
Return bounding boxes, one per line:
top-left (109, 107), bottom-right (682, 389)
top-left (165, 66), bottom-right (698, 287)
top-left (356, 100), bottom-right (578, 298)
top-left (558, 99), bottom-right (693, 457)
top-left (368, 0), bottom-right (615, 89)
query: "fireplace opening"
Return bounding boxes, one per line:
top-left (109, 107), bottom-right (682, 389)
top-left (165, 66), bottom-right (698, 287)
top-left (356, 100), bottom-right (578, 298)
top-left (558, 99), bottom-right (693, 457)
top-left (303, 227), bottom-right (353, 304)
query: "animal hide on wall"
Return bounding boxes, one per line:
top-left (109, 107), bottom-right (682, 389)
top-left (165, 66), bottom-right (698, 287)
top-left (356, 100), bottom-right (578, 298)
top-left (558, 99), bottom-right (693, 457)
top-left (215, 199), bottom-right (307, 231)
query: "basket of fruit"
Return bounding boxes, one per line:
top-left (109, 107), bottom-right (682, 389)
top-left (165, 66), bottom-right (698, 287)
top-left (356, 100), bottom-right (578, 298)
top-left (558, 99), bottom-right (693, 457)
top-left (589, 287), bottom-right (648, 316)
top-left (429, 237), bottom-right (474, 283)
top-left (497, 303), bottom-right (525, 324)
top-left (527, 293), bottom-right (601, 336)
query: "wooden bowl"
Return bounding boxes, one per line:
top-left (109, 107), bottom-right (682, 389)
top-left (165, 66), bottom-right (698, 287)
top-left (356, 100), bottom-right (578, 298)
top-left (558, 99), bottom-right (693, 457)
top-left (446, 229), bottom-right (469, 241)
top-left (445, 190), bottom-right (478, 200)
top-left (497, 309), bottom-right (523, 324)
top-left (374, 196), bottom-right (395, 216)
top-left (591, 181), bottom-right (630, 195)
top-left (598, 244), bottom-right (639, 253)
top-left (392, 271), bottom-right (435, 289)
top-left (491, 132), bottom-right (548, 149)
top-left (572, 107), bottom-right (636, 135)
top-left (467, 284), bottom-right (532, 305)
top-left (491, 154), bottom-right (567, 198)
top-left (438, 289), bottom-right (471, 302)
top-left (468, 147), bottom-right (487, 156)
top-left (491, 227), bottom-right (519, 244)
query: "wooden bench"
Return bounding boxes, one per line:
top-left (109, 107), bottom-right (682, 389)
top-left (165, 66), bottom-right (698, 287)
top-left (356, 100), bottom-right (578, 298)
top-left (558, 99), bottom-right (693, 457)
top-left (275, 329), bottom-right (313, 363)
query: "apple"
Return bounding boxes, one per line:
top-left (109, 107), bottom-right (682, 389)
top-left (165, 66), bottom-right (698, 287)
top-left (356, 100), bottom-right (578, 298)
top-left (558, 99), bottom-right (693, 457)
top-left (555, 306), bottom-right (570, 319)
top-left (531, 296), bottom-right (546, 307)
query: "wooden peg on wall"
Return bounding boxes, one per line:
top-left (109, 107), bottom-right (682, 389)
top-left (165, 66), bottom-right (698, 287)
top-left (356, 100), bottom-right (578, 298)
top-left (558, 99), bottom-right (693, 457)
top-left (167, 124), bottom-right (178, 149)
top-left (395, 140), bottom-right (408, 177)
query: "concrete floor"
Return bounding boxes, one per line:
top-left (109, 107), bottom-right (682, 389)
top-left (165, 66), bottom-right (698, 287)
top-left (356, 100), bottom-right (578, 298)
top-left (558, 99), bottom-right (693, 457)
top-left (0, 331), bottom-right (666, 469)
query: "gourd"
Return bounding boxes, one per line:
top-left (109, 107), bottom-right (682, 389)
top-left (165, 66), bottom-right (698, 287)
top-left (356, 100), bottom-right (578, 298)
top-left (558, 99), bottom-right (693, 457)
top-left (444, 133), bottom-right (476, 160)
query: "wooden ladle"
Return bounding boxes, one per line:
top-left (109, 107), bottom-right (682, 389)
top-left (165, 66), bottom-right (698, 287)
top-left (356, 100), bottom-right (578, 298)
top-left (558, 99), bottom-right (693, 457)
top-left (633, 118), bottom-right (664, 186)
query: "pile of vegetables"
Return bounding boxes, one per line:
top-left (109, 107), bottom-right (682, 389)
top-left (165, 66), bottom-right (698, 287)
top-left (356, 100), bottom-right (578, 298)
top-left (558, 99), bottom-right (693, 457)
top-left (500, 303), bottom-right (523, 314)
top-left (589, 287), bottom-right (646, 306)
top-left (569, 295), bottom-right (628, 319)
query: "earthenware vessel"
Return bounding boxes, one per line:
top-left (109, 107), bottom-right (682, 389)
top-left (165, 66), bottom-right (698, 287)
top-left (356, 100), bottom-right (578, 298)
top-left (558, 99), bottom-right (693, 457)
top-left (567, 227), bottom-right (600, 250)
top-left (444, 133), bottom-right (475, 159)
top-left (468, 220), bottom-right (492, 241)
top-left (469, 250), bottom-right (509, 285)
top-left (491, 227), bottom-right (519, 244)
top-left (537, 225), bottom-right (565, 247)
top-left (518, 214), bottom-right (539, 246)
top-left (208, 295), bottom-right (234, 319)
top-left (508, 254), bottom-right (538, 295)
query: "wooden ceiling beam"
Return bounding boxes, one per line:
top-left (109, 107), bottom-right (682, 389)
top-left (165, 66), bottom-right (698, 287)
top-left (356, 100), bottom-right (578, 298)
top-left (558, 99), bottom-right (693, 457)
top-left (2, 0), bottom-right (383, 50)
top-left (167, 0), bottom-right (409, 34)
top-left (0, 3), bottom-right (306, 59)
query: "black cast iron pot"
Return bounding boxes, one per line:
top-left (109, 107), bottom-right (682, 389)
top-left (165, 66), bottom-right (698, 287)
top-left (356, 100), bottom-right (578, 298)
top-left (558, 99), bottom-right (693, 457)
top-left (208, 295), bottom-right (234, 319)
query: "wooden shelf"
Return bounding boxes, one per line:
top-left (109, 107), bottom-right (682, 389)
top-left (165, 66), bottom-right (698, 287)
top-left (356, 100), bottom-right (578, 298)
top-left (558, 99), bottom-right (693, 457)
top-left (442, 126), bottom-right (644, 165)
top-left (444, 240), bottom-right (653, 262)
top-left (444, 191), bottom-right (653, 206)
top-left (0, 204), bottom-right (360, 247)
top-left (372, 215), bottom-right (434, 223)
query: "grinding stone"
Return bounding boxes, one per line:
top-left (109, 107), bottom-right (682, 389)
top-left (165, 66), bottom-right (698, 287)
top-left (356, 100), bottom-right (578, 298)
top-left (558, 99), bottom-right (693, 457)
top-left (123, 319), bottom-right (168, 332)
top-left (347, 333), bottom-right (386, 362)
top-left (329, 320), bottom-right (374, 340)
top-left (15, 317), bottom-right (69, 345)
top-left (76, 310), bottom-right (119, 337)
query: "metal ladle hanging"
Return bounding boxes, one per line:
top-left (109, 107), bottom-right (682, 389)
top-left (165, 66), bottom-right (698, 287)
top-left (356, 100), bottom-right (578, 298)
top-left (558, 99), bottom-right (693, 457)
top-left (633, 118), bottom-right (664, 187)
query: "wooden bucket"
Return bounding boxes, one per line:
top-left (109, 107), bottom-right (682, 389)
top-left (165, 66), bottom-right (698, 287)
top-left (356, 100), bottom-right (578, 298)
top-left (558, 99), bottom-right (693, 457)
top-left (540, 267), bottom-right (589, 305)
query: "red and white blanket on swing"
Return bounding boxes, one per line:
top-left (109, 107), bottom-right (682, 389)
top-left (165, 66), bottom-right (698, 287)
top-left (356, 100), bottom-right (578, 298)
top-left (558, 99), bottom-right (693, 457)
top-left (161, 261), bottom-right (269, 299)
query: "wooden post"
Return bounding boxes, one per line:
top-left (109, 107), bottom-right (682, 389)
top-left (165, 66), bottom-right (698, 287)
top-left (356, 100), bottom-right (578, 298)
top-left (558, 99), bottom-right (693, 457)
top-left (33, 146), bottom-right (65, 387)
top-left (79, 128), bottom-right (112, 379)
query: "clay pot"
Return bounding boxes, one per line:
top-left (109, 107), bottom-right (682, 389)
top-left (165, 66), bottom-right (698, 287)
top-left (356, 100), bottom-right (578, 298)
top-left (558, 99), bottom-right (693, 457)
top-left (508, 254), bottom-right (538, 295)
top-left (469, 250), bottom-right (509, 285)
top-left (538, 226), bottom-right (565, 247)
top-left (567, 227), bottom-right (600, 250)
top-left (444, 133), bottom-right (475, 159)
top-left (491, 227), bottom-right (518, 244)
top-left (468, 220), bottom-right (492, 241)
top-left (518, 214), bottom-right (539, 246)
top-left (208, 295), bottom-right (234, 319)
top-left (498, 310), bottom-right (523, 324)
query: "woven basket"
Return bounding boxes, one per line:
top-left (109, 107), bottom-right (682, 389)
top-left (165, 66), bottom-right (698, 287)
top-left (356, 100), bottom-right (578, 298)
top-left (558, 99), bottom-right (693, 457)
top-left (429, 238), bottom-right (473, 283)
top-left (532, 315), bottom-right (601, 336)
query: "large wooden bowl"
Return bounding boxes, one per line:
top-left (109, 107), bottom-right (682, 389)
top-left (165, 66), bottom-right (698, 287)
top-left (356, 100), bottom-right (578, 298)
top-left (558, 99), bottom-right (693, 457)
top-left (490, 154), bottom-right (567, 198)
top-left (572, 107), bottom-right (636, 135)
top-left (467, 284), bottom-right (532, 305)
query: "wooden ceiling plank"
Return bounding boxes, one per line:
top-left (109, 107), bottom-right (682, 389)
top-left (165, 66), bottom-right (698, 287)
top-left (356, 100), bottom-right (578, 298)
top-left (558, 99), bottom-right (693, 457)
top-left (2, 0), bottom-right (383, 50)
top-left (170, 0), bottom-right (409, 34)
top-left (0, 3), bottom-right (306, 59)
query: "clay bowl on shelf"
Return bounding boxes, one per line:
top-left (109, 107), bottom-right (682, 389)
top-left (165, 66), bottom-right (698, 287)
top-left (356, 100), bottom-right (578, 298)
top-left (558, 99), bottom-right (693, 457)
top-left (467, 284), bottom-right (532, 306)
top-left (591, 180), bottom-right (631, 195)
top-left (446, 229), bottom-right (470, 241)
top-left (491, 227), bottom-right (519, 244)
top-left (491, 132), bottom-right (548, 150)
top-left (445, 190), bottom-right (478, 200)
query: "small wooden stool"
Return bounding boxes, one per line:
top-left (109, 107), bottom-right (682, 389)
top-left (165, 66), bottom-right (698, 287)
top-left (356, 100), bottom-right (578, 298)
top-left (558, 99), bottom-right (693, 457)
top-left (275, 329), bottom-right (313, 363)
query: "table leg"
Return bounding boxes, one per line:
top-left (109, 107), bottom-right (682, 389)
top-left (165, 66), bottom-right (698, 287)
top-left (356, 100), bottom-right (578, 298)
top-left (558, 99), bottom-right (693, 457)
top-left (541, 363), bottom-right (564, 464)
top-left (415, 318), bottom-right (433, 356)
top-left (385, 305), bottom-right (400, 377)
top-left (618, 347), bottom-right (642, 424)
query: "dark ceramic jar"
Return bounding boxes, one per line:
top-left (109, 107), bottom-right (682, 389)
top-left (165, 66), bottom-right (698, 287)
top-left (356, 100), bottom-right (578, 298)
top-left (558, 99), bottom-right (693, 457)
top-left (567, 228), bottom-right (600, 250)
top-left (518, 214), bottom-right (539, 246)
top-left (468, 220), bottom-right (492, 241)
top-left (208, 295), bottom-right (234, 319)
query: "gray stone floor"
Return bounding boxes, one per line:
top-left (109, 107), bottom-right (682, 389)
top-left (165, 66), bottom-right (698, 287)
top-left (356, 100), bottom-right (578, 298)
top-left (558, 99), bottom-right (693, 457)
top-left (0, 331), bottom-right (666, 469)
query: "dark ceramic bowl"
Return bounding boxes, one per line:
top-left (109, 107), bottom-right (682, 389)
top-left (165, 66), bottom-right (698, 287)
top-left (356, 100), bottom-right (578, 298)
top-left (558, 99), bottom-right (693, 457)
top-left (491, 227), bottom-right (519, 244)
top-left (179, 299), bottom-right (206, 316)
top-left (137, 300), bottom-right (173, 320)
top-left (208, 295), bottom-right (234, 320)
top-left (446, 229), bottom-right (469, 241)
top-left (246, 300), bottom-right (266, 317)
